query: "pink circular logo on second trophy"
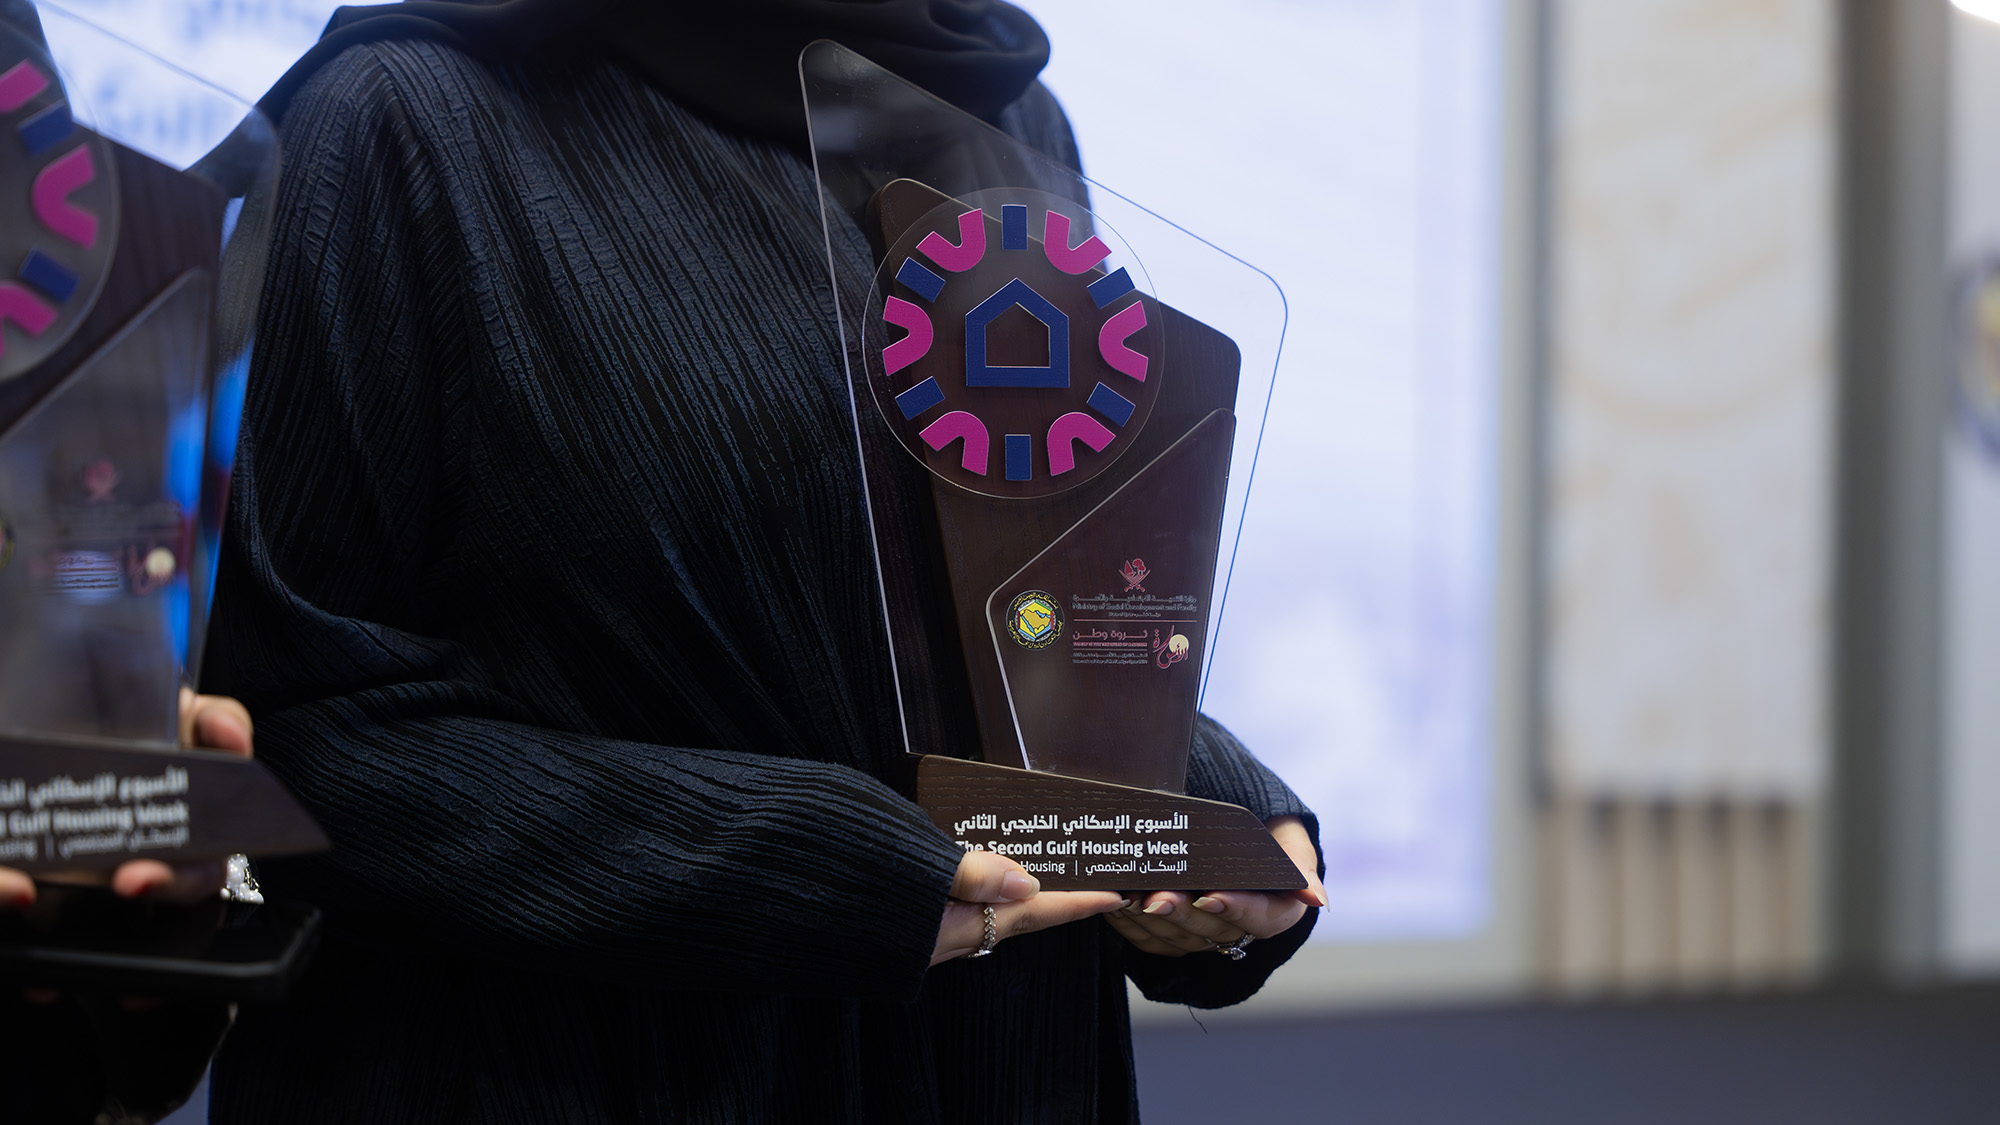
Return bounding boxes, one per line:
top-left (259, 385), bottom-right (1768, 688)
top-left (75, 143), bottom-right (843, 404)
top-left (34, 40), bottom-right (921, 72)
top-left (0, 23), bottom-right (118, 385)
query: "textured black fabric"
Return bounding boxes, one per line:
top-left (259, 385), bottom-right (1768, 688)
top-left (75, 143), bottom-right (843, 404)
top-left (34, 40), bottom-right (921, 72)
top-left (585, 0), bottom-right (1050, 143)
top-left (259, 0), bottom-right (602, 125)
top-left (0, 990), bottom-right (229, 1124)
top-left (204, 35), bottom-right (1316, 1124)
top-left (263, 0), bottom-right (1050, 147)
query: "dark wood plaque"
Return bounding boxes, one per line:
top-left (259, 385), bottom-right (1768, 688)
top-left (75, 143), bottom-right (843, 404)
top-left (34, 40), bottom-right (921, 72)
top-left (0, 733), bottom-right (327, 875)
top-left (985, 410), bottom-right (1234, 791)
top-left (916, 757), bottom-right (1301, 891)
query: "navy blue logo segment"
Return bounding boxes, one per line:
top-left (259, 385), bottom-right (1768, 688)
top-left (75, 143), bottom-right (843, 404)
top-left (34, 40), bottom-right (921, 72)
top-left (1087, 382), bottom-right (1136, 427)
top-left (19, 247), bottom-right (76, 302)
top-left (965, 278), bottom-right (1069, 389)
top-left (895, 375), bottom-right (946, 420)
top-left (896, 257), bottom-right (946, 302)
top-left (1087, 267), bottom-right (1136, 310)
top-left (16, 100), bottom-right (70, 155)
top-left (1004, 434), bottom-right (1033, 481)
top-left (1001, 204), bottom-right (1028, 251)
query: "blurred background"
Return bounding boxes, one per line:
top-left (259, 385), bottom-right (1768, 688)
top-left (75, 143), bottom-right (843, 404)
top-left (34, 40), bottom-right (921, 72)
top-left (29, 0), bottom-right (2000, 1120)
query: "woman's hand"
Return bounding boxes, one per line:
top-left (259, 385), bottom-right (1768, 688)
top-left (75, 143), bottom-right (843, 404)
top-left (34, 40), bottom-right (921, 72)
top-left (0, 690), bottom-right (256, 910)
top-left (932, 850), bottom-right (1127, 965)
top-left (1105, 815), bottom-right (1326, 958)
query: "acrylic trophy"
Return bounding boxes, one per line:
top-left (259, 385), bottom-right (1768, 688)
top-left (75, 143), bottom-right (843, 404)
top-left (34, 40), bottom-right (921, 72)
top-left (805, 42), bottom-right (1303, 890)
top-left (0, 7), bottom-right (325, 996)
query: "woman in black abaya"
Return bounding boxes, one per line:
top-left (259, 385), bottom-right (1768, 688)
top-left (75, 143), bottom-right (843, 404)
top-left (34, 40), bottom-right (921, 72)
top-left (203, 2), bottom-right (1326, 1120)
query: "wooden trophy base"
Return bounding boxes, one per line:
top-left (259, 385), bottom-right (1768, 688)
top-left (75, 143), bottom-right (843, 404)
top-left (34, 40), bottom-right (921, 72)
top-left (0, 732), bottom-right (327, 875)
top-left (915, 756), bottom-right (1305, 891)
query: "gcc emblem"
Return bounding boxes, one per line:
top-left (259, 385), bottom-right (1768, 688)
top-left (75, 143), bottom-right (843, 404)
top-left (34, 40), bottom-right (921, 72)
top-left (867, 187), bottom-right (1163, 499)
top-left (1004, 589), bottom-right (1063, 650)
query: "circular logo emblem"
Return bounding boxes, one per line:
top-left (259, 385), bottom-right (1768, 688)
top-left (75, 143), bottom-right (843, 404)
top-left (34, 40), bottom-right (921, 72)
top-left (1005, 589), bottom-right (1063, 649)
top-left (865, 186), bottom-right (1163, 499)
top-left (0, 24), bottom-right (119, 385)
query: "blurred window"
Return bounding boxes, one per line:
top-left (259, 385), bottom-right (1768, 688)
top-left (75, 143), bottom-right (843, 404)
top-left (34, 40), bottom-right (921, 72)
top-left (1020, 0), bottom-right (1504, 941)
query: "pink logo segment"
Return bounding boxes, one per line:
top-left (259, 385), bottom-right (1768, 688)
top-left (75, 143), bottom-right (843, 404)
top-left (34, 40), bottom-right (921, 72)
top-left (881, 296), bottom-right (933, 376)
top-left (33, 145), bottom-right (99, 248)
top-left (920, 410), bottom-right (990, 475)
top-left (917, 208), bottom-right (987, 273)
top-left (0, 59), bottom-right (48, 113)
top-left (0, 281), bottom-right (56, 360)
top-left (1098, 301), bottom-right (1149, 382)
top-left (1046, 412), bottom-right (1116, 475)
top-left (1043, 211), bottom-right (1111, 275)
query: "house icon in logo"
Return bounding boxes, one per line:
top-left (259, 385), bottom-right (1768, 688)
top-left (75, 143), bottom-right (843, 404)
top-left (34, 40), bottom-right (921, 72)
top-left (964, 278), bottom-right (1070, 389)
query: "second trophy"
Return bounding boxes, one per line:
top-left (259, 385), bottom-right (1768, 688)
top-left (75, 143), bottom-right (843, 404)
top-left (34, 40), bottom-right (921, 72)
top-left (805, 42), bottom-right (1303, 891)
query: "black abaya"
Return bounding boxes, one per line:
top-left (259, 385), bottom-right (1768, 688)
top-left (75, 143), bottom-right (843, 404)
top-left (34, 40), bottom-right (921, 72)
top-left (203, 34), bottom-right (1317, 1124)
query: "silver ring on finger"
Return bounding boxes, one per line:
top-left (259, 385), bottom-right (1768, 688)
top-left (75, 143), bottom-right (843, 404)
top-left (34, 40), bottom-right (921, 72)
top-left (963, 905), bottom-right (999, 958)
top-left (1214, 933), bottom-right (1254, 961)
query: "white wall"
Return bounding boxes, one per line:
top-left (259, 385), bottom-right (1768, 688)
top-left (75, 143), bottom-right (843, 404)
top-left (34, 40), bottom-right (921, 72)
top-left (1942, 7), bottom-right (2000, 975)
top-left (1018, 0), bottom-right (1508, 949)
top-left (1543, 0), bottom-right (1836, 802)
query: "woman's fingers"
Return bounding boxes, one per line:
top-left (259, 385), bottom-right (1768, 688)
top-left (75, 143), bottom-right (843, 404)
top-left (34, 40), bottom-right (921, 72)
top-left (1105, 911), bottom-right (1193, 957)
top-left (933, 899), bottom-right (992, 962)
top-left (1188, 890), bottom-right (1306, 940)
top-left (1267, 816), bottom-right (1327, 908)
top-left (1108, 882), bottom-right (1317, 958)
top-left (1, 856), bottom-right (225, 916)
top-left (153, 859), bottom-right (227, 903)
top-left (177, 687), bottom-right (199, 748)
top-left (1120, 894), bottom-right (1239, 953)
top-left (179, 689), bottom-right (254, 757)
top-left (111, 860), bottom-right (175, 899)
top-left (0, 867), bottom-right (33, 909)
top-left (932, 889), bottom-right (1128, 964)
top-left (932, 854), bottom-right (1058, 963)
top-left (947, 849), bottom-right (1040, 904)
top-left (996, 890), bottom-right (1127, 942)
top-left (109, 858), bottom-right (226, 904)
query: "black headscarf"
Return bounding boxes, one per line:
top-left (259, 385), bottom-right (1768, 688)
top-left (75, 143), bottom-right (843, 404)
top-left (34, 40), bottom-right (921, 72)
top-left (260, 0), bottom-right (1051, 145)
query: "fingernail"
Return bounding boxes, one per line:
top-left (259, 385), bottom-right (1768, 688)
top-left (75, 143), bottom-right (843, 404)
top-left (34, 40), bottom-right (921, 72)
top-left (1143, 900), bottom-right (1173, 916)
top-left (1192, 896), bottom-right (1224, 914)
top-left (999, 870), bottom-right (1040, 900)
top-left (9, 891), bottom-right (32, 910)
top-left (1116, 898), bottom-right (1133, 911)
